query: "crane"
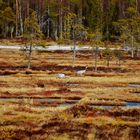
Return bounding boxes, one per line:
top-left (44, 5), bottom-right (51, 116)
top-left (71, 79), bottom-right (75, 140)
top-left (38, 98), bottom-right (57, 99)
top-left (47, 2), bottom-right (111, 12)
top-left (76, 66), bottom-right (87, 76)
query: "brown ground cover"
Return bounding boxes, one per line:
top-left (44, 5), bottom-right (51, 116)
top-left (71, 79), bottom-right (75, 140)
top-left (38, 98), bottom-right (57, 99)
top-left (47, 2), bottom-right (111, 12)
top-left (0, 48), bottom-right (140, 139)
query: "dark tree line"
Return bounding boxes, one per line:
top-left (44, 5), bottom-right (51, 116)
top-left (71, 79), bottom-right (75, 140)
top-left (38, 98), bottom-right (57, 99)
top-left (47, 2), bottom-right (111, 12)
top-left (0, 0), bottom-right (140, 41)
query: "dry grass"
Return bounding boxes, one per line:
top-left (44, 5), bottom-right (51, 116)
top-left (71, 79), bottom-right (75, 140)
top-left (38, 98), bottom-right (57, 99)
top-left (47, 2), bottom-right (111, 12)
top-left (0, 48), bottom-right (140, 139)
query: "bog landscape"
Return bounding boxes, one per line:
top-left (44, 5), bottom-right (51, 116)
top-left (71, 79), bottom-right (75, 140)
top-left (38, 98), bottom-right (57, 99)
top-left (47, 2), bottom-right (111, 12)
top-left (0, 0), bottom-right (140, 140)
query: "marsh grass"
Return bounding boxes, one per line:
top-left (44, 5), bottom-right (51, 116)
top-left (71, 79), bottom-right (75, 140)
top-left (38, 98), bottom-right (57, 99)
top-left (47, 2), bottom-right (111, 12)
top-left (0, 49), bottom-right (140, 139)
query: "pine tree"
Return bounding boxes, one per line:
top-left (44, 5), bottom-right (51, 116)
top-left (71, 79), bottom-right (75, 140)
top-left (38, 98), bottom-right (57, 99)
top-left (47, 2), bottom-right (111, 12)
top-left (113, 7), bottom-right (140, 58)
top-left (0, 6), bottom-right (16, 38)
top-left (24, 11), bottom-right (43, 69)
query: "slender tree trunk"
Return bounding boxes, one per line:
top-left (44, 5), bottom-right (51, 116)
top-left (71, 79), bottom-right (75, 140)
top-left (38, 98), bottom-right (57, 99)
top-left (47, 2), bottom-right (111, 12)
top-left (4, 24), bottom-right (7, 38)
top-left (27, 1), bottom-right (29, 17)
top-left (136, 0), bottom-right (138, 11)
top-left (47, 2), bottom-right (50, 38)
top-left (59, 0), bottom-right (63, 39)
top-left (131, 35), bottom-right (134, 58)
top-left (28, 38), bottom-right (32, 69)
top-left (67, 2), bottom-right (70, 39)
top-left (64, 18), bottom-right (66, 39)
top-left (16, 0), bottom-right (19, 37)
top-left (47, 20), bottom-right (50, 38)
top-left (92, 46), bottom-right (94, 58)
top-left (72, 34), bottom-right (76, 68)
top-left (10, 26), bottom-right (14, 38)
top-left (136, 47), bottom-right (139, 58)
top-left (78, 1), bottom-right (83, 39)
top-left (72, 43), bottom-right (76, 68)
top-left (106, 15), bottom-right (109, 40)
top-left (137, 49), bottom-right (140, 58)
top-left (107, 55), bottom-right (110, 67)
top-left (19, 0), bottom-right (23, 35)
top-left (54, 21), bottom-right (58, 40)
top-left (95, 47), bottom-right (98, 72)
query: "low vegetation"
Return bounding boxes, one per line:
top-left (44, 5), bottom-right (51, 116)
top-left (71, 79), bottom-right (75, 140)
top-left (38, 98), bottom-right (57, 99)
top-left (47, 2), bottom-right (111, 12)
top-left (0, 48), bottom-right (140, 139)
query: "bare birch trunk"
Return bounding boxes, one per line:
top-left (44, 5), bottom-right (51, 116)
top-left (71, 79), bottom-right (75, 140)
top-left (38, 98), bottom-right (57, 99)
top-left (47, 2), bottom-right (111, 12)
top-left (19, 0), bottom-right (23, 35)
top-left (16, 0), bottom-right (19, 37)
top-left (59, 0), bottom-right (63, 39)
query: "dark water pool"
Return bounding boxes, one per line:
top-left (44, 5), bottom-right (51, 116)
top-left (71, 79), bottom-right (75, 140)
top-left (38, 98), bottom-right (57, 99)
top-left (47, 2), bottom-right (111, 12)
top-left (0, 97), bottom-right (79, 107)
top-left (129, 84), bottom-right (140, 88)
top-left (90, 102), bottom-right (140, 109)
top-left (131, 92), bottom-right (140, 94)
top-left (127, 102), bottom-right (140, 107)
top-left (0, 98), bottom-right (139, 108)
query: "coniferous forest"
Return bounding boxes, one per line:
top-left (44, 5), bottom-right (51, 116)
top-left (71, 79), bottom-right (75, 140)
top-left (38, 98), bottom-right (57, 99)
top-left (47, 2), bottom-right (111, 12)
top-left (0, 0), bottom-right (140, 41)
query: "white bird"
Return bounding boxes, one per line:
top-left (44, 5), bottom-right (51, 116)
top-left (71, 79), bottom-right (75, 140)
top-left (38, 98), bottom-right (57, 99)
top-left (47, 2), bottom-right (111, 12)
top-left (57, 73), bottom-right (66, 79)
top-left (76, 66), bottom-right (87, 76)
